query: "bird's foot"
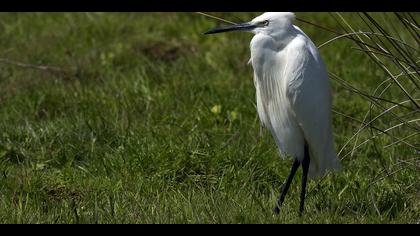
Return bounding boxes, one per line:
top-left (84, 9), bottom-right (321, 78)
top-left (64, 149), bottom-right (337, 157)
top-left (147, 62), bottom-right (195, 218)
top-left (298, 209), bottom-right (304, 217)
top-left (273, 206), bottom-right (280, 215)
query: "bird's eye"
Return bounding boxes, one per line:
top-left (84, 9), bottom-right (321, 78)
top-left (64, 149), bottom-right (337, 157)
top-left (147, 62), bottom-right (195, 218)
top-left (260, 20), bottom-right (269, 26)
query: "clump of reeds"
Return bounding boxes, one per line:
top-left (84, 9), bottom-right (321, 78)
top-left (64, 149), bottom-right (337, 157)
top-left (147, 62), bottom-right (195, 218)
top-left (328, 12), bottom-right (419, 160)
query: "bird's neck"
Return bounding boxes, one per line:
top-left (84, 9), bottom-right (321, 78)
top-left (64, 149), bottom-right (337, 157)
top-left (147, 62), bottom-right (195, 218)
top-left (251, 25), bottom-right (298, 54)
top-left (269, 25), bottom-right (298, 49)
top-left (249, 25), bottom-right (299, 77)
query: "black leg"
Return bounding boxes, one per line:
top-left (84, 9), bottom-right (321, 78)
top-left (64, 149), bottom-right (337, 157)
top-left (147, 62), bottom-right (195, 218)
top-left (299, 144), bottom-right (310, 216)
top-left (273, 159), bottom-right (300, 214)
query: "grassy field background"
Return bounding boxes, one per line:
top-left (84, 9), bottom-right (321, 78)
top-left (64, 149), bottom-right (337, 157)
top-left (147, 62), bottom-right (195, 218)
top-left (0, 12), bottom-right (418, 223)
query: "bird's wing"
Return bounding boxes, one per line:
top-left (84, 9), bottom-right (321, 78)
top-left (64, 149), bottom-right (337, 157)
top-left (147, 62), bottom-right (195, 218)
top-left (282, 35), bottom-right (340, 177)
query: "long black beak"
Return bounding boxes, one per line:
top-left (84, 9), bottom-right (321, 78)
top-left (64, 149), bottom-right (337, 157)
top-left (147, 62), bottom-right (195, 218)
top-left (204, 22), bottom-right (256, 35)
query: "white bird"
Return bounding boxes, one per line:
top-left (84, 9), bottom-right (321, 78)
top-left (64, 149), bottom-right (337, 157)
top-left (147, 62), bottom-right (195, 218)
top-left (205, 12), bottom-right (341, 215)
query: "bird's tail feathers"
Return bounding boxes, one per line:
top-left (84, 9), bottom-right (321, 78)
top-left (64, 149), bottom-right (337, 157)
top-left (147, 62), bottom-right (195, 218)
top-left (308, 151), bottom-right (341, 179)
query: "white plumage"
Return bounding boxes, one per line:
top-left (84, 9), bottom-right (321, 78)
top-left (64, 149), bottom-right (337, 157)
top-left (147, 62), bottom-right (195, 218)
top-left (249, 12), bottom-right (340, 178)
top-left (205, 12), bottom-right (341, 214)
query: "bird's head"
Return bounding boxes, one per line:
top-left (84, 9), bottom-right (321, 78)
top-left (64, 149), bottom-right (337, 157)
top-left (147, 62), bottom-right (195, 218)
top-left (204, 12), bottom-right (296, 36)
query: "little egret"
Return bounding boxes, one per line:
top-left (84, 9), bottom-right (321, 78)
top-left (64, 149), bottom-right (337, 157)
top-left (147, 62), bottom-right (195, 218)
top-left (205, 12), bottom-right (341, 215)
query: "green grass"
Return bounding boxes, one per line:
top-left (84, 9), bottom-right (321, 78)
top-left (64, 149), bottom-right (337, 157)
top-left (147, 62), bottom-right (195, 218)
top-left (0, 12), bottom-right (418, 224)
